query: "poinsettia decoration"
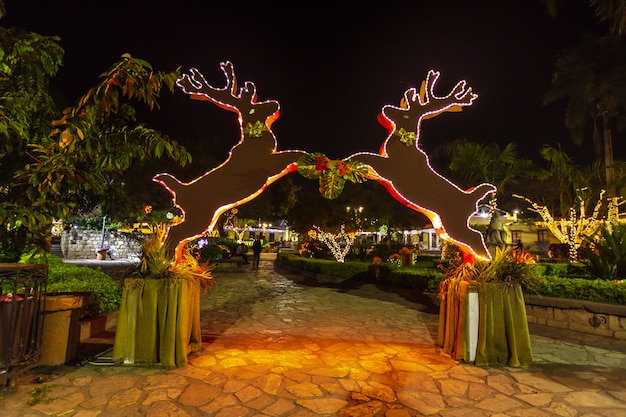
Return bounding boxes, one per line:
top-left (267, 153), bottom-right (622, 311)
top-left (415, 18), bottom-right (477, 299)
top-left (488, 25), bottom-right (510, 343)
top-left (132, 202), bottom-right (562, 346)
top-left (297, 152), bottom-right (370, 199)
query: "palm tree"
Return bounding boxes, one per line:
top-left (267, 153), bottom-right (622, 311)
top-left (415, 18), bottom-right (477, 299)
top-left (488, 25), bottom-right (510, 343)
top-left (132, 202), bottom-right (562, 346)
top-left (589, 0), bottom-right (626, 35)
top-left (539, 144), bottom-right (585, 216)
top-left (439, 139), bottom-right (547, 208)
top-left (543, 0), bottom-right (626, 35)
top-left (543, 34), bottom-right (626, 198)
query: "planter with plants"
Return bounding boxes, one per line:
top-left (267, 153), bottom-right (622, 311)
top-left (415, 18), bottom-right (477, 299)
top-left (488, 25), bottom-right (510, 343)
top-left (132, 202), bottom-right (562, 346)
top-left (436, 247), bottom-right (537, 367)
top-left (112, 225), bottom-right (214, 368)
top-left (44, 255), bottom-right (123, 318)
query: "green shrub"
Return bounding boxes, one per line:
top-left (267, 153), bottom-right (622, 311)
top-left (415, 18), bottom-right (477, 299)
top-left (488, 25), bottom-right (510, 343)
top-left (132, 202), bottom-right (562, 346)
top-left (277, 252), bottom-right (444, 293)
top-left (277, 252), bottom-right (625, 305)
top-left (360, 263), bottom-right (444, 290)
top-left (581, 223), bottom-right (626, 281)
top-left (317, 260), bottom-right (369, 278)
top-left (532, 275), bottom-right (626, 304)
top-left (368, 243), bottom-right (391, 261)
top-left (45, 255), bottom-right (123, 317)
top-left (299, 241), bottom-right (331, 259)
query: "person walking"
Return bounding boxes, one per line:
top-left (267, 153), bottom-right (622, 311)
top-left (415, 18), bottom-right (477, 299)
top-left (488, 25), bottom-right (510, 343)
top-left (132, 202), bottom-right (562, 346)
top-left (252, 237), bottom-right (262, 268)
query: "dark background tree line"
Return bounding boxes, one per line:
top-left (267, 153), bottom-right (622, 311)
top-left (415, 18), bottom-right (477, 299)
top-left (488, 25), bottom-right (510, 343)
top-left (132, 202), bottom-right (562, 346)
top-left (1, 0), bottom-right (625, 261)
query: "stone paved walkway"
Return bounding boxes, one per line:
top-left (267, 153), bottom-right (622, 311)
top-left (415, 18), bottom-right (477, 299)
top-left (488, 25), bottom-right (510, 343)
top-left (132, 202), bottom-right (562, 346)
top-left (1, 259), bottom-right (626, 416)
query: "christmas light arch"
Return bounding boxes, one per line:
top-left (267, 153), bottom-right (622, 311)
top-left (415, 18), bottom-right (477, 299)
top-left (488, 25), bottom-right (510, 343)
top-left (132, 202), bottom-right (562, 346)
top-left (154, 62), bottom-right (496, 263)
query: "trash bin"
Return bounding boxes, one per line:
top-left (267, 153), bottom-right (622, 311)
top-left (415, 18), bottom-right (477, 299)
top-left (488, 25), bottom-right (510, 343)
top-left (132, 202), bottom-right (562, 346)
top-left (1, 263), bottom-right (48, 386)
top-left (39, 292), bottom-right (90, 366)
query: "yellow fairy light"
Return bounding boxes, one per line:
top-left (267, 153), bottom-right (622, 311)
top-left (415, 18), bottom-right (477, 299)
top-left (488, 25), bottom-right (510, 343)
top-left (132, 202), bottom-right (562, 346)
top-left (515, 191), bottom-right (610, 263)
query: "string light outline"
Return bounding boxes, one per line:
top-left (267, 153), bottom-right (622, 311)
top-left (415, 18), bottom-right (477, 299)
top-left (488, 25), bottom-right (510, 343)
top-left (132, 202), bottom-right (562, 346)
top-left (154, 62), bottom-right (303, 261)
top-left (348, 70), bottom-right (494, 261)
top-left (313, 225), bottom-right (357, 263)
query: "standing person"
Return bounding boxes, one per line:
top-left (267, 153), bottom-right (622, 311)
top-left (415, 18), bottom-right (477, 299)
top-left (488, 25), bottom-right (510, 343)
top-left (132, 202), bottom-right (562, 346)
top-left (252, 237), bottom-right (262, 268)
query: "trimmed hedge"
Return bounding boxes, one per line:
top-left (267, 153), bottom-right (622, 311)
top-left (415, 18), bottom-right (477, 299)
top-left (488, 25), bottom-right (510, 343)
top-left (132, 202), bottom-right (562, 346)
top-left (277, 253), bottom-right (444, 293)
top-left (277, 252), bottom-right (626, 305)
top-left (45, 255), bottom-right (123, 317)
top-left (533, 275), bottom-right (626, 305)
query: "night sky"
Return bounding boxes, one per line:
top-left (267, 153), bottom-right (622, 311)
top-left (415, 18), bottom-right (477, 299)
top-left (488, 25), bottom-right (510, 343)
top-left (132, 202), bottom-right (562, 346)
top-left (4, 0), bottom-right (610, 163)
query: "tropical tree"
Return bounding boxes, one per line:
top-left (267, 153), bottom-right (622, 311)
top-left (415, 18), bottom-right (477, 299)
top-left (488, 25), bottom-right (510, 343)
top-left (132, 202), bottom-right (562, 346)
top-left (539, 144), bottom-right (590, 216)
top-left (0, 6), bottom-right (191, 261)
top-left (235, 178), bottom-right (301, 224)
top-left (543, 0), bottom-right (626, 35)
top-left (588, 0), bottom-right (626, 35)
top-left (581, 222), bottom-right (626, 280)
top-left (543, 33), bottom-right (626, 197)
top-left (437, 139), bottom-right (547, 208)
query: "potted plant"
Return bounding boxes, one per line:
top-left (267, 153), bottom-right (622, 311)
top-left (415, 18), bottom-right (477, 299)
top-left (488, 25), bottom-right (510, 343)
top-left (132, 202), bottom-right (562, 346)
top-left (437, 246), bottom-right (538, 367)
top-left (112, 224), bottom-right (214, 368)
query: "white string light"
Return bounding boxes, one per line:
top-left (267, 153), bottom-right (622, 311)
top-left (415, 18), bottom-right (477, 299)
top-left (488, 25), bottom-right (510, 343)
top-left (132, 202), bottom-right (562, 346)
top-left (313, 224), bottom-right (357, 263)
top-left (515, 191), bottom-right (610, 263)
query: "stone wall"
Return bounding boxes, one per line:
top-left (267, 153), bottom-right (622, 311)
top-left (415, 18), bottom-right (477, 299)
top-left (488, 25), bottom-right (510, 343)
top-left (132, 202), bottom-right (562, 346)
top-left (60, 229), bottom-right (142, 260)
top-left (525, 294), bottom-right (626, 340)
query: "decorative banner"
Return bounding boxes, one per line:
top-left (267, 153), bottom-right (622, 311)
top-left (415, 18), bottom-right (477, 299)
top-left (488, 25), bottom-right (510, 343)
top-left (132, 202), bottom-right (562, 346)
top-left (155, 62), bottom-right (496, 262)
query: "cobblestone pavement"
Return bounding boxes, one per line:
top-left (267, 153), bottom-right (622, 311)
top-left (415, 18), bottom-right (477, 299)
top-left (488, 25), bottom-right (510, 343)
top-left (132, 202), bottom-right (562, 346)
top-left (2, 259), bottom-right (626, 416)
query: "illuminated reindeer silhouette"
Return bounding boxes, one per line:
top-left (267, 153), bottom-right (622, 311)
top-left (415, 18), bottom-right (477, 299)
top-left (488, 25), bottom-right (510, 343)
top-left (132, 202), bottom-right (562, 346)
top-left (154, 62), bottom-right (303, 261)
top-left (352, 70), bottom-right (496, 261)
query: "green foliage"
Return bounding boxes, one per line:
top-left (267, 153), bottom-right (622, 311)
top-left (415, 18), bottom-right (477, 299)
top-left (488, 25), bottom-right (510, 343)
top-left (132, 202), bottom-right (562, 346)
top-left (0, 19), bottom-right (192, 258)
top-left (277, 251), bottom-right (626, 305)
top-left (315, 259), bottom-right (368, 278)
top-left (27, 384), bottom-right (54, 406)
top-left (440, 140), bottom-right (548, 197)
top-left (277, 252), bottom-right (444, 292)
top-left (196, 237), bottom-right (238, 261)
top-left (484, 248), bottom-right (542, 291)
top-left (581, 223), bottom-right (626, 280)
top-left (363, 264), bottom-right (443, 292)
top-left (534, 274), bottom-right (626, 305)
top-left (277, 252), bottom-right (325, 273)
top-left (297, 153), bottom-right (369, 199)
top-left (369, 242), bottom-right (391, 261)
top-left (299, 240), bottom-right (331, 259)
top-left (137, 224), bottom-right (171, 279)
top-left (136, 225), bottom-right (215, 293)
top-left (0, 23), bottom-right (66, 261)
top-left (45, 255), bottom-right (122, 317)
top-left (199, 244), bottom-right (228, 261)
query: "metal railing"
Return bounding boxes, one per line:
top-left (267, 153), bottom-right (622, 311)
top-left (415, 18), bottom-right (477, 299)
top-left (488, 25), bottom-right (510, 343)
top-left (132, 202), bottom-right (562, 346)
top-left (1, 263), bottom-right (48, 386)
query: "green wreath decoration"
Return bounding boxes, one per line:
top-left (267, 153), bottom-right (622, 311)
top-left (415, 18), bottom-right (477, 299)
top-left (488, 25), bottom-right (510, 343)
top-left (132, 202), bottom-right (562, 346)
top-left (297, 153), bottom-right (370, 199)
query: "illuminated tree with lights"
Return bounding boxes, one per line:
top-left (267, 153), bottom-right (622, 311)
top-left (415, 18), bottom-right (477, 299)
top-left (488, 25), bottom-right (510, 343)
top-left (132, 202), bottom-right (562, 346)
top-left (515, 191), bottom-right (616, 263)
top-left (311, 225), bottom-right (357, 263)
